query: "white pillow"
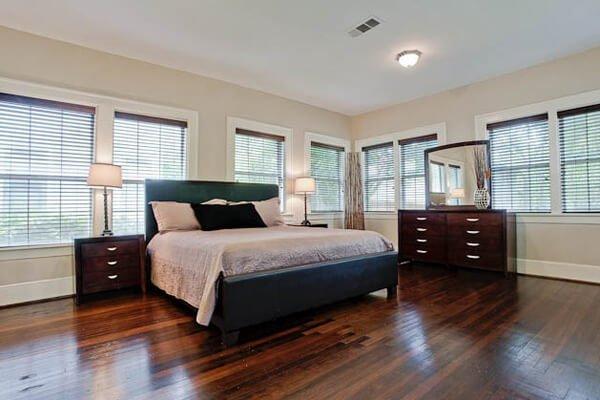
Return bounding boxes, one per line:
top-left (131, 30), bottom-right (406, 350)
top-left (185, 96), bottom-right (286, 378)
top-left (202, 198), bottom-right (228, 205)
top-left (150, 201), bottom-right (200, 233)
top-left (230, 197), bottom-right (284, 226)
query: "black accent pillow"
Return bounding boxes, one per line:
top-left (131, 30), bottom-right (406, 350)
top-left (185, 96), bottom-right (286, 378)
top-left (192, 203), bottom-right (267, 231)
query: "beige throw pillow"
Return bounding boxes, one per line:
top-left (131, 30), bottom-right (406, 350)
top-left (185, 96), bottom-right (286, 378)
top-left (150, 201), bottom-right (200, 232)
top-left (230, 197), bottom-right (284, 226)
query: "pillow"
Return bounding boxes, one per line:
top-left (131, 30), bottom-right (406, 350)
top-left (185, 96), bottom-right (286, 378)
top-left (192, 203), bottom-right (267, 231)
top-left (203, 198), bottom-right (228, 205)
top-left (150, 201), bottom-right (200, 233)
top-left (229, 197), bottom-right (284, 226)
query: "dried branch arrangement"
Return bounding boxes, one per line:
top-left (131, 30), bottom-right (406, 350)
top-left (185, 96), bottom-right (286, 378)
top-left (473, 146), bottom-right (490, 189)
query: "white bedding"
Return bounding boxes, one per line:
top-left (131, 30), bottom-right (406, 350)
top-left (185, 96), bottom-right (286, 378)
top-left (147, 226), bottom-right (394, 325)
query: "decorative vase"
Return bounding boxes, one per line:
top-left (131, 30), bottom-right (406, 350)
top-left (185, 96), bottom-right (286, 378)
top-left (474, 188), bottom-right (490, 209)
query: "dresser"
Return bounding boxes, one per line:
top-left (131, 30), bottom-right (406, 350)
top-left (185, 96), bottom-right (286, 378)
top-left (398, 209), bottom-right (516, 274)
top-left (74, 235), bottom-right (146, 304)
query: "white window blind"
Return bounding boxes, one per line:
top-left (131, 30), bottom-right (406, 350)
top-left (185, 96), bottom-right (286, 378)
top-left (310, 142), bottom-right (345, 212)
top-left (558, 104), bottom-right (600, 212)
top-left (363, 142), bottom-right (394, 211)
top-left (399, 134), bottom-right (438, 209)
top-left (488, 114), bottom-right (551, 212)
top-left (0, 93), bottom-right (95, 246)
top-left (234, 128), bottom-right (285, 207)
top-left (112, 112), bottom-right (187, 234)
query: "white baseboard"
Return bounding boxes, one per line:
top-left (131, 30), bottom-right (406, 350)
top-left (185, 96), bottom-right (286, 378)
top-left (517, 258), bottom-right (600, 283)
top-left (0, 276), bottom-right (74, 306)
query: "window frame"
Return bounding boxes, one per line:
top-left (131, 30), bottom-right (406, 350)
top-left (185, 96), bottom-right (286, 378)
top-left (355, 123), bottom-right (447, 217)
top-left (0, 77), bottom-right (198, 250)
top-left (475, 88), bottom-right (600, 222)
top-left (227, 117), bottom-right (293, 214)
top-left (304, 132), bottom-right (350, 215)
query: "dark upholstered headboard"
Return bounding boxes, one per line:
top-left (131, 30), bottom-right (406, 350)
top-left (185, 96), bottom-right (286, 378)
top-left (144, 179), bottom-right (279, 243)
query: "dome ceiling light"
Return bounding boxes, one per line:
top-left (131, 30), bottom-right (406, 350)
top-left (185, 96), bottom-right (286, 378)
top-left (396, 50), bottom-right (422, 68)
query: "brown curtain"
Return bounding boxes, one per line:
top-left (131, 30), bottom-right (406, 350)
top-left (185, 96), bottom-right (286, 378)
top-left (344, 152), bottom-right (365, 230)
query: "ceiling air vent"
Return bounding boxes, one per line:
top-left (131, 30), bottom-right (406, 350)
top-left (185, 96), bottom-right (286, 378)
top-left (348, 17), bottom-right (382, 38)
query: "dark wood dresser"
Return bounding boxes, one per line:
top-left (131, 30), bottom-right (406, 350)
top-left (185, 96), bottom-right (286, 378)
top-left (74, 235), bottom-right (146, 304)
top-left (398, 209), bottom-right (516, 274)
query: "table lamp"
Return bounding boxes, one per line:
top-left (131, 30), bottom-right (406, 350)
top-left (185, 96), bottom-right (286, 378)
top-left (87, 163), bottom-right (122, 236)
top-left (295, 177), bottom-right (316, 226)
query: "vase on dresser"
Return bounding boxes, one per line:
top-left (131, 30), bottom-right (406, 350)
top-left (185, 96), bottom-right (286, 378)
top-left (474, 188), bottom-right (490, 209)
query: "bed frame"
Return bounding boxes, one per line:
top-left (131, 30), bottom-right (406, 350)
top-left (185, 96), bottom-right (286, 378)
top-left (145, 179), bottom-right (398, 345)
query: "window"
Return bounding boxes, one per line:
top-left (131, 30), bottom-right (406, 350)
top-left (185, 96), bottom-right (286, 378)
top-left (399, 134), bottom-right (438, 209)
top-left (112, 112), bottom-right (187, 234)
top-left (363, 142), bottom-right (394, 211)
top-left (0, 93), bottom-right (94, 246)
top-left (429, 161), bottom-right (445, 193)
top-left (448, 164), bottom-right (462, 205)
top-left (488, 114), bottom-right (551, 212)
top-left (310, 142), bottom-right (345, 212)
top-left (234, 128), bottom-right (285, 207)
top-left (558, 104), bottom-right (600, 212)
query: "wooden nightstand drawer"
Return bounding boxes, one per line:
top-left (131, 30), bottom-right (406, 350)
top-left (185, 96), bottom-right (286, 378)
top-left (81, 239), bottom-right (139, 258)
top-left (74, 235), bottom-right (145, 304)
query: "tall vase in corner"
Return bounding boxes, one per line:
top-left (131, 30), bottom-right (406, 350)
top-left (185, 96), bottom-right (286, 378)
top-left (474, 188), bottom-right (490, 209)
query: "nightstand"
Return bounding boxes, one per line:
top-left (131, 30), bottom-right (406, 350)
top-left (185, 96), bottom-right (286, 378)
top-left (74, 234), bottom-right (146, 304)
top-left (287, 223), bottom-right (328, 228)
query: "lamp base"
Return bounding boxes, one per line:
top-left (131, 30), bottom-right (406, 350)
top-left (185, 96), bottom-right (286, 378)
top-left (300, 220), bottom-right (312, 226)
top-left (101, 229), bottom-right (114, 237)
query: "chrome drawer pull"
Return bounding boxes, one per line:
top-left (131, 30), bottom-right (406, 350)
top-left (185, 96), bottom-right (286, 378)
top-left (107, 247), bottom-right (117, 251)
top-left (416, 228), bottom-right (427, 232)
top-left (466, 255), bottom-right (480, 259)
top-left (466, 230), bottom-right (480, 234)
top-left (107, 274), bottom-right (118, 280)
top-left (416, 250), bottom-right (428, 254)
top-left (107, 261), bottom-right (118, 266)
top-left (466, 218), bottom-right (479, 222)
top-left (416, 217), bottom-right (427, 221)
top-left (416, 239), bottom-right (427, 243)
top-left (466, 242), bottom-right (480, 247)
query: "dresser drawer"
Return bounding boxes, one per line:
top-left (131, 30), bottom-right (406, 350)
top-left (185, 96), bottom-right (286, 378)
top-left (446, 212), bottom-right (503, 228)
top-left (401, 212), bottom-right (445, 227)
top-left (81, 239), bottom-right (139, 258)
top-left (82, 254), bottom-right (140, 274)
top-left (401, 238), bottom-right (445, 263)
top-left (447, 225), bottom-right (502, 242)
top-left (448, 248), bottom-right (504, 271)
top-left (402, 223), bottom-right (446, 239)
top-left (82, 269), bottom-right (140, 294)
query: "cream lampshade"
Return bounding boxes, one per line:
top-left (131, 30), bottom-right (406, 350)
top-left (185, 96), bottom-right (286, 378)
top-left (295, 177), bottom-right (316, 226)
top-left (87, 163), bottom-right (122, 236)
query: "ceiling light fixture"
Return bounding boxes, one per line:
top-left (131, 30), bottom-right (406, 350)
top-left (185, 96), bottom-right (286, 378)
top-left (396, 50), bottom-right (422, 68)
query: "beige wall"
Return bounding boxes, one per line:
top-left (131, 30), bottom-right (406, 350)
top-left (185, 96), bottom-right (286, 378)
top-left (353, 46), bottom-right (600, 281)
top-left (0, 27), bottom-right (350, 304)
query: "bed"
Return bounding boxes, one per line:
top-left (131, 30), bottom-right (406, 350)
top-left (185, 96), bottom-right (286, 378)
top-left (145, 179), bottom-right (398, 345)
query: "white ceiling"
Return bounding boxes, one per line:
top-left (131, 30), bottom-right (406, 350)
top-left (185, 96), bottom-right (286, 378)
top-left (1, 0), bottom-right (600, 115)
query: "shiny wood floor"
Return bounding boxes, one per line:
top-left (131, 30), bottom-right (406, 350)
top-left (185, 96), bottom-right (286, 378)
top-left (1, 265), bottom-right (600, 400)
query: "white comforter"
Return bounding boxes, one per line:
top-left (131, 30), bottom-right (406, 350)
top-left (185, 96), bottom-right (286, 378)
top-left (147, 225), bottom-right (394, 325)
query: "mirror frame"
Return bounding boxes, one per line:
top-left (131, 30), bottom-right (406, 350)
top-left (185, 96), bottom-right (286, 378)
top-left (424, 140), bottom-right (492, 210)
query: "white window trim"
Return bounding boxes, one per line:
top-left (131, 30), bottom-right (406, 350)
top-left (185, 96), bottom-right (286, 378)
top-left (304, 132), bottom-right (350, 217)
top-left (226, 116), bottom-right (293, 214)
top-left (0, 76), bottom-right (199, 249)
top-left (355, 122), bottom-right (447, 215)
top-left (474, 88), bottom-right (600, 224)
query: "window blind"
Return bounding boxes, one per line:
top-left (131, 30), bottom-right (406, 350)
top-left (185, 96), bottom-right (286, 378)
top-left (363, 142), bottom-right (394, 211)
top-left (310, 142), bottom-right (345, 212)
top-left (558, 104), bottom-right (600, 212)
top-left (112, 112), bottom-right (187, 234)
top-left (399, 134), bottom-right (438, 209)
top-left (234, 128), bottom-right (285, 207)
top-left (0, 93), bottom-right (95, 246)
top-left (488, 114), bottom-right (550, 212)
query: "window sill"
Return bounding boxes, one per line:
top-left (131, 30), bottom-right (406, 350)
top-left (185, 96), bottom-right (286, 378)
top-left (364, 212), bottom-right (396, 220)
top-left (0, 243), bottom-right (73, 261)
top-left (516, 213), bottom-right (600, 225)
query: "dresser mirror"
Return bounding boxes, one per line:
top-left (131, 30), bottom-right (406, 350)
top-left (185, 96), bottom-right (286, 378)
top-left (424, 140), bottom-right (491, 209)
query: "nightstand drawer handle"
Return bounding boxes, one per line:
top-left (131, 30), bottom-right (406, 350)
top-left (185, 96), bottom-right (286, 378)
top-left (466, 242), bottom-right (480, 247)
top-left (416, 217), bottom-right (427, 221)
top-left (107, 274), bottom-right (118, 280)
top-left (416, 228), bottom-right (427, 232)
top-left (466, 218), bottom-right (479, 222)
top-left (466, 230), bottom-right (480, 235)
top-left (416, 239), bottom-right (427, 243)
top-left (416, 250), bottom-right (428, 254)
top-left (107, 261), bottom-right (118, 266)
top-left (466, 255), bottom-right (480, 259)
top-left (107, 247), bottom-right (117, 251)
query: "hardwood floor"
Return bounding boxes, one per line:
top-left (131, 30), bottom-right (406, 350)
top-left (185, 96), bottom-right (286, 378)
top-left (1, 265), bottom-right (599, 400)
